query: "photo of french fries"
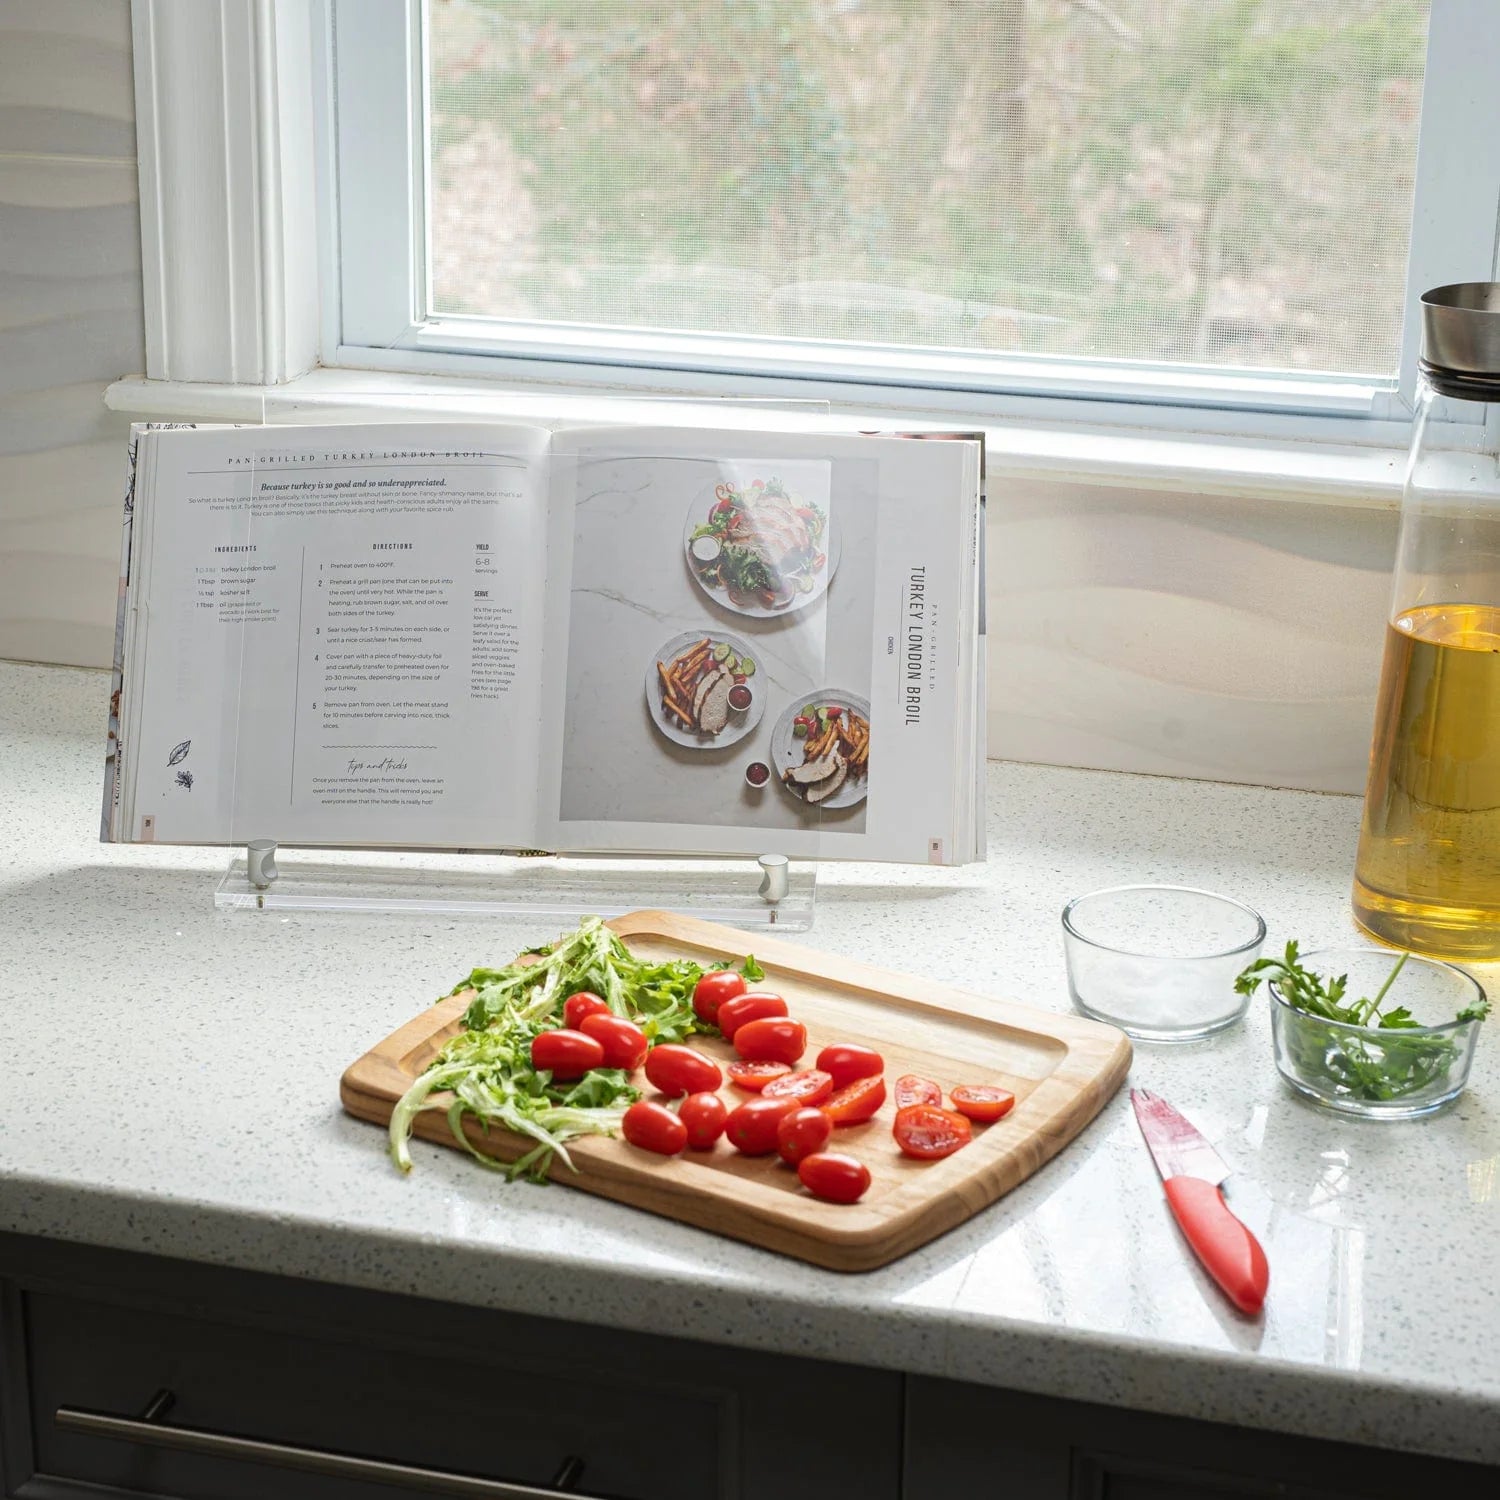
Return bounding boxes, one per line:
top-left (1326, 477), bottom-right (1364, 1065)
top-left (799, 707), bottom-right (869, 771)
top-left (647, 630), bottom-right (762, 747)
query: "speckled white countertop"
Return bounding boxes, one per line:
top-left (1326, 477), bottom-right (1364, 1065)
top-left (3, 661), bottom-right (1498, 1466)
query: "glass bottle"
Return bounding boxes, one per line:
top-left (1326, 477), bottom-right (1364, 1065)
top-left (1353, 283), bottom-right (1500, 960)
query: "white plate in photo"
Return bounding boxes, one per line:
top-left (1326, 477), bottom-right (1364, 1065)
top-left (770, 689), bottom-right (871, 810)
top-left (646, 629), bottom-right (766, 749)
top-left (682, 477), bottom-right (841, 618)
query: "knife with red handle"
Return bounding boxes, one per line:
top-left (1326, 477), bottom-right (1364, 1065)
top-left (1131, 1088), bottom-right (1269, 1315)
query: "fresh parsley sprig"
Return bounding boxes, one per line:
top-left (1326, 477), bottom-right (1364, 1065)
top-left (1236, 940), bottom-right (1488, 1104)
top-left (1236, 940), bottom-right (1489, 1028)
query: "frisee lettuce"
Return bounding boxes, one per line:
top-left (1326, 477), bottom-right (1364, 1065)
top-left (390, 916), bottom-right (755, 1181)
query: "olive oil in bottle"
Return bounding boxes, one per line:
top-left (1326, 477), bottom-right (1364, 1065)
top-left (1353, 602), bottom-right (1500, 959)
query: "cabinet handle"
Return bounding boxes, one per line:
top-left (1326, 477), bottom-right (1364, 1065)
top-left (55, 1392), bottom-right (594, 1500)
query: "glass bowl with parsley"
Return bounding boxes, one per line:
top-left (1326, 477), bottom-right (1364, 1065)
top-left (1237, 942), bottom-right (1488, 1119)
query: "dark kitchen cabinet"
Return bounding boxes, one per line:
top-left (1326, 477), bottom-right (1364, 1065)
top-left (3, 1232), bottom-right (1497, 1500)
top-left (902, 1376), bottom-right (1497, 1500)
top-left (0, 1233), bottom-right (900, 1500)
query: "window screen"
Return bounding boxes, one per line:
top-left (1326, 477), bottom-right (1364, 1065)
top-left (426, 0), bottom-right (1428, 377)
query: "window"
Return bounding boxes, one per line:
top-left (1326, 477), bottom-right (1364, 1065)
top-left (331, 0), bottom-right (1500, 429)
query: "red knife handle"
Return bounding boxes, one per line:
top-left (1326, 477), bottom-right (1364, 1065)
top-left (1162, 1176), bottom-right (1269, 1315)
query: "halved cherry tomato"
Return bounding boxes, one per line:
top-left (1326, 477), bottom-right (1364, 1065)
top-left (822, 1073), bottom-right (887, 1125)
top-left (816, 1044), bottom-right (884, 1091)
top-left (727, 1060), bottom-right (792, 1093)
top-left (950, 1084), bottom-right (1016, 1124)
top-left (798, 1152), bottom-right (871, 1204)
top-left (644, 1044), bottom-right (723, 1098)
top-left (530, 1028), bottom-right (604, 1080)
top-left (578, 1013), bottom-right (648, 1071)
top-left (678, 1092), bottom-right (728, 1150)
top-left (733, 1016), bottom-right (807, 1066)
top-left (718, 991), bottom-right (789, 1041)
top-left (893, 1104), bottom-right (972, 1160)
top-left (725, 1096), bottom-right (799, 1156)
top-left (762, 1068), bottom-right (834, 1106)
top-left (893, 1074), bottom-right (943, 1109)
top-left (563, 991), bottom-right (611, 1031)
top-left (621, 1100), bottom-right (687, 1156)
top-left (692, 969), bottom-right (746, 1026)
top-left (776, 1106), bottom-right (833, 1165)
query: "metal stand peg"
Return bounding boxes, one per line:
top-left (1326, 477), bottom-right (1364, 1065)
top-left (246, 840), bottom-right (279, 890)
top-left (757, 853), bottom-right (790, 909)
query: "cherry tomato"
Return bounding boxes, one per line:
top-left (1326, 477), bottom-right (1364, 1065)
top-left (726, 1060), bottom-right (792, 1093)
top-left (725, 1096), bottom-right (799, 1156)
top-left (949, 1084), bottom-right (1016, 1124)
top-left (718, 991), bottom-right (789, 1040)
top-left (644, 1044), bottom-right (723, 1098)
top-left (762, 1068), bottom-right (834, 1106)
top-left (893, 1104), bottom-right (972, 1160)
top-left (797, 1152), bottom-right (871, 1204)
top-left (678, 1092), bottom-right (728, 1150)
top-left (894, 1074), bottom-right (943, 1109)
top-left (563, 991), bottom-right (611, 1031)
top-left (621, 1100), bottom-right (687, 1156)
top-left (822, 1073), bottom-right (887, 1125)
top-left (776, 1106), bottom-right (833, 1165)
top-left (733, 1016), bottom-right (807, 1067)
top-left (692, 969), bottom-right (746, 1026)
top-left (578, 1013), bottom-right (648, 1072)
top-left (530, 1029), bottom-right (605, 1081)
top-left (816, 1044), bottom-right (885, 1091)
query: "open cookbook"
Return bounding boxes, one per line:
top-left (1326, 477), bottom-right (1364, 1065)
top-left (102, 419), bottom-right (985, 865)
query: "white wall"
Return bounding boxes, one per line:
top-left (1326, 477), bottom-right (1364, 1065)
top-left (0, 1), bottom-right (1393, 794)
top-left (0, 0), bottom-right (143, 666)
top-left (985, 482), bottom-right (1394, 794)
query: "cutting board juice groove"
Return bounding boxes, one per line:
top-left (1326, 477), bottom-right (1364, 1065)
top-left (341, 910), bottom-right (1131, 1271)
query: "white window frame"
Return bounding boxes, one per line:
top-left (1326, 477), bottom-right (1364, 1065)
top-left (327, 0), bottom-right (1500, 441)
top-left (110, 0), bottom-right (1500, 501)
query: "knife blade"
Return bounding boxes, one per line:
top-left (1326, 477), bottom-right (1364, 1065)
top-left (1131, 1089), bottom-right (1269, 1315)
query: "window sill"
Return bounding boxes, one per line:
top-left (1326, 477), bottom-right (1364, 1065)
top-left (103, 369), bottom-right (1407, 509)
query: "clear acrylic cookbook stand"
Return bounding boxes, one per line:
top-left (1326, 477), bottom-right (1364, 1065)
top-left (214, 846), bottom-right (815, 928)
top-left (209, 390), bottom-right (836, 930)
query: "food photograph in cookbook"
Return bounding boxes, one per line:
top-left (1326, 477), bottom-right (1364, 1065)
top-left (684, 474), bottom-right (838, 616)
top-left (647, 631), bottom-right (764, 749)
top-left (559, 450), bottom-right (875, 833)
top-left (772, 693), bottom-right (871, 811)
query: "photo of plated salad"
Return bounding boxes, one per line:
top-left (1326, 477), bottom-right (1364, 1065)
top-left (645, 630), bottom-right (765, 749)
top-left (684, 475), bottom-right (838, 617)
top-left (770, 691), bottom-right (871, 810)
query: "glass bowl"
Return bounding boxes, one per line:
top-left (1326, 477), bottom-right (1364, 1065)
top-left (1268, 945), bottom-right (1485, 1119)
top-left (1061, 885), bottom-right (1266, 1041)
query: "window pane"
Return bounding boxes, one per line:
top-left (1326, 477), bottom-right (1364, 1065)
top-left (427, 0), bottom-right (1429, 376)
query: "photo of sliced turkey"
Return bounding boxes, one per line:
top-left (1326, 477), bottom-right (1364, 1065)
top-left (695, 667), bottom-right (734, 734)
top-left (785, 749), bottom-right (841, 785)
top-left (805, 754), bottom-right (848, 804)
top-left (783, 747), bottom-right (848, 802)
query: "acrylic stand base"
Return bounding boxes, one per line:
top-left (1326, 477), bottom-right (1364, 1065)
top-left (214, 845), bottom-right (816, 930)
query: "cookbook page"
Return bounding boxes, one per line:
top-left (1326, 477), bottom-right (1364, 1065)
top-left (116, 423), bottom-right (550, 848)
top-left (533, 425), bottom-right (980, 863)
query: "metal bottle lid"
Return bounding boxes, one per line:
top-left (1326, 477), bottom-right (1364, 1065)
top-left (1420, 282), bottom-right (1500, 400)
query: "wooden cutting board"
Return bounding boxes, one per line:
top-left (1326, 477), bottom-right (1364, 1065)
top-left (340, 910), bottom-right (1131, 1272)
